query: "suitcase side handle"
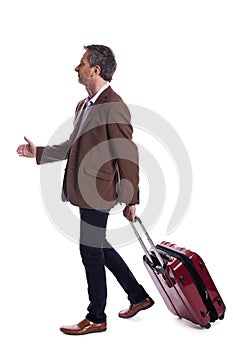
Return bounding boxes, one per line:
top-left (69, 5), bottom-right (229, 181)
top-left (131, 217), bottom-right (165, 271)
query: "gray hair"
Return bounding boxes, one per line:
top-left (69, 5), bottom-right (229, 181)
top-left (84, 44), bottom-right (117, 82)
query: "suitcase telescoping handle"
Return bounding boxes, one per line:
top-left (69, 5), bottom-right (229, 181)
top-left (131, 217), bottom-right (164, 270)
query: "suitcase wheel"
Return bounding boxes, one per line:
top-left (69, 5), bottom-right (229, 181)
top-left (219, 313), bottom-right (225, 320)
top-left (204, 322), bottom-right (211, 329)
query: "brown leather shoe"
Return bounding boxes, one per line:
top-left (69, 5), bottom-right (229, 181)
top-left (60, 318), bottom-right (107, 335)
top-left (118, 297), bottom-right (154, 318)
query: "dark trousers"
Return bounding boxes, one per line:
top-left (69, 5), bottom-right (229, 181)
top-left (79, 208), bottom-right (149, 323)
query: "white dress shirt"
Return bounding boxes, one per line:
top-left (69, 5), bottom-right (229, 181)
top-left (77, 82), bottom-right (110, 134)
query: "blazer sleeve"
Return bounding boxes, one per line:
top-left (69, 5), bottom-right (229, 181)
top-left (36, 140), bottom-right (70, 165)
top-left (106, 102), bottom-right (139, 205)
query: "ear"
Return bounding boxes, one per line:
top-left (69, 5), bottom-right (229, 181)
top-left (94, 65), bottom-right (101, 76)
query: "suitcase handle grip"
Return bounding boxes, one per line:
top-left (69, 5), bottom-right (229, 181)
top-left (131, 217), bottom-right (165, 269)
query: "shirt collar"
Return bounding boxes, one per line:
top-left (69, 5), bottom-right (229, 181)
top-left (87, 82), bottom-right (110, 105)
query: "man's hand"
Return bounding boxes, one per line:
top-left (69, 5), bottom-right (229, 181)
top-left (123, 205), bottom-right (136, 222)
top-left (17, 137), bottom-right (36, 158)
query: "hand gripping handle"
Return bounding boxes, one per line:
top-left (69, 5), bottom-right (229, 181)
top-left (131, 217), bottom-right (164, 269)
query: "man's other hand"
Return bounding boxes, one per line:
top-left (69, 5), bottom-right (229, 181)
top-left (123, 205), bottom-right (136, 222)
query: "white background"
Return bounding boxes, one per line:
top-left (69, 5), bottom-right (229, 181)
top-left (1, 0), bottom-right (232, 348)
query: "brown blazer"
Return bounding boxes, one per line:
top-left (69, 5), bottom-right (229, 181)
top-left (36, 86), bottom-right (139, 210)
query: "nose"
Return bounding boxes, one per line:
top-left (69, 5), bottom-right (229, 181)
top-left (74, 65), bottom-right (79, 72)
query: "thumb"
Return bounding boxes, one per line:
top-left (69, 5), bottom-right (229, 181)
top-left (24, 136), bottom-right (32, 145)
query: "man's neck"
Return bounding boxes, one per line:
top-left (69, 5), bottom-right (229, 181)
top-left (86, 80), bottom-right (108, 98)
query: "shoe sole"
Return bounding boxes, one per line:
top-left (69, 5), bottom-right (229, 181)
top-left (118, 300), bottom-right (154, 319)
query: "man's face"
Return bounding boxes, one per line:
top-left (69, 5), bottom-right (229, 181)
top-left (75, 51), bottom-right (95, 86)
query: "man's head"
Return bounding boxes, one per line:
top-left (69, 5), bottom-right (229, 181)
top-left (75, 45), bottom-right (117, 86)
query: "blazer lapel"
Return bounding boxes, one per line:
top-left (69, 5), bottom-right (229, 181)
top-left (73, 99), bottom-right (86, 126)
top-left (79, 86), bottom-right (112, 132)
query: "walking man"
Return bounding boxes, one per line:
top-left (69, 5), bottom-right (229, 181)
top-left (17, 45), bottom-right (154, 335)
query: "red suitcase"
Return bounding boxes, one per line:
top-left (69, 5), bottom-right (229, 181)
top-left (131, 217), bottom-right (226, 329)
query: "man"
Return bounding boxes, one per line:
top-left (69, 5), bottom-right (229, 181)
top-left (17, 45), bottom-right (154, 335)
